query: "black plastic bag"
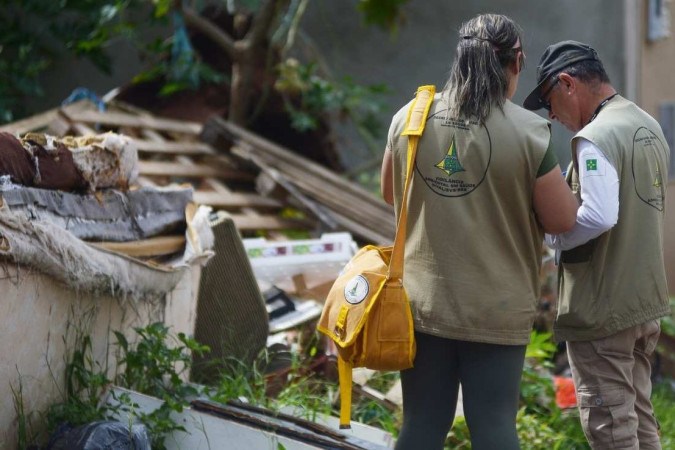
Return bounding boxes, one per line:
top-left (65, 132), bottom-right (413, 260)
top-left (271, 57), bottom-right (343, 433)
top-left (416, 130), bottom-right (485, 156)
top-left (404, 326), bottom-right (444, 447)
top-left (46, 420), bottom-right (151, 450)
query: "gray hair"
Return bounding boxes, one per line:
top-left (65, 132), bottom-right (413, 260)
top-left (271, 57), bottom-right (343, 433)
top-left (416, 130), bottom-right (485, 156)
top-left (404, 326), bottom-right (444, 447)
top-left (444, 14), bottom-right (523, 124)
top-left (551, 59), bottom-right (610, 91)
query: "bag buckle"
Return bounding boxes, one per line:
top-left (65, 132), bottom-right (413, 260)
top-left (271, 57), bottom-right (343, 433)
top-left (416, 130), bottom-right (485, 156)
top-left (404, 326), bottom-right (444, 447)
top-left (333, 326), bottom-right (346, 340)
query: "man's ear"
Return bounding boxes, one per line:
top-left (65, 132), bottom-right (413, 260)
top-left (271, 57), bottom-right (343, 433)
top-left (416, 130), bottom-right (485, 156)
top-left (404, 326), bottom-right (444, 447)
top-left (558, 73), bottom-right (575, 93)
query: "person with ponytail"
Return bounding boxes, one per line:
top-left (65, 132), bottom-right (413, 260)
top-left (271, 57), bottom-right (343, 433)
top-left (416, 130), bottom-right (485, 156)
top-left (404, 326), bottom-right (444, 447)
top-left (380, 14), bottom-right (578, 450)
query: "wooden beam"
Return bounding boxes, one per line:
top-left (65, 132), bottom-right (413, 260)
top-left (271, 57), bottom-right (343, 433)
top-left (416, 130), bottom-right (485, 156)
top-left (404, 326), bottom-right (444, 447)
top-left (46, 117), bottom-right (73, 136)
top-left (91, 235), bottom-right (185, 258)
top-left (138, 161), bottom-right (252, 181)
top-left (324, 208), bottom-right (393, 245)
top-left (231, 144), bottom-right (394, 240)
top-left (0, 109), bottom-right (59, 134)
top-left (63, 109), bottom-right (202, 135)
top-left (202, 117), bottom-right (392, 213)
top-left (229, 214), bottom-right (315, 231)
top-left (70, 122), bottom-right (97, 136)
top-left (193, 191), bottom-right (281, 209)
top-left (134, 140), bottom-right (215, 156)
top-left (0, 101), bottom-right (92, 134)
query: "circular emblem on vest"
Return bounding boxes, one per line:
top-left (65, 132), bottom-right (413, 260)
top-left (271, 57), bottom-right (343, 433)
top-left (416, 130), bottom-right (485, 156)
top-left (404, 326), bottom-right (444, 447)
top-left (632, 127), bottom-right (666, 211)
top-left (416, 115), bottom-right (491, 197)
top-left (344, 275), bottom-right (369, 304)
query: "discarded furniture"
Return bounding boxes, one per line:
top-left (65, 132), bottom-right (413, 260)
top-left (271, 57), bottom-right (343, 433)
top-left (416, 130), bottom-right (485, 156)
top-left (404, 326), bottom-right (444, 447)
top-left (192, 210), bottom-right (269, 382)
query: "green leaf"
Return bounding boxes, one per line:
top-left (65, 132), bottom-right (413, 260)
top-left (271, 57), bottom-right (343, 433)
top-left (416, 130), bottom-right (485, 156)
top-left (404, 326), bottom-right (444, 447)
top-left (525, 331), bottom-right (557, 359)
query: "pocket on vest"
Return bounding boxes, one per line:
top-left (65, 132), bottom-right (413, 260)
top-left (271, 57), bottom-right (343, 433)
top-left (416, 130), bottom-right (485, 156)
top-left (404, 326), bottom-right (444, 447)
top-left (557, 260), bottom-right (606, 329)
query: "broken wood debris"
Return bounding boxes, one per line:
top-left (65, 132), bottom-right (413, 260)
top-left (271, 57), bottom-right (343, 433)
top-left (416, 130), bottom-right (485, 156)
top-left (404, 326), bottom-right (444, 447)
top-left (0, 100), bottom-right (314, 235)
top-left (202, 117), bottom-right (396, 244)
top-left (1, 98), bottom-right (396, 242)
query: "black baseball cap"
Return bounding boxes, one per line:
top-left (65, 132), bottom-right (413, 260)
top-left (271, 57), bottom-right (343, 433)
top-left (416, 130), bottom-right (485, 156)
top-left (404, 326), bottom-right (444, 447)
top-left (523, 40), bottom-right (600, 111)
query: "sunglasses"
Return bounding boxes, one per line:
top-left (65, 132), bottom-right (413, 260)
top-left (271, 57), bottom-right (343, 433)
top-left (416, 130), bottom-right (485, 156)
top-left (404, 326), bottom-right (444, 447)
top-left (540, 77), bottom-right (560, 111)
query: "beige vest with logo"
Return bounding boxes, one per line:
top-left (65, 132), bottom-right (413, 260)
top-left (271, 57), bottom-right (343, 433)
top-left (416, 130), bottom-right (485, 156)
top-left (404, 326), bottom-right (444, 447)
top-left (555, 95), bottom-right (671, 342)
top-left (387, 95), bottom-right (551, 345)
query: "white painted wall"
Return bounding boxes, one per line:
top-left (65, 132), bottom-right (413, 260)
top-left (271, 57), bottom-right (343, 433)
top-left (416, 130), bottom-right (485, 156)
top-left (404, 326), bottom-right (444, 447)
top-left (0, 263), bottom-right (200, 449)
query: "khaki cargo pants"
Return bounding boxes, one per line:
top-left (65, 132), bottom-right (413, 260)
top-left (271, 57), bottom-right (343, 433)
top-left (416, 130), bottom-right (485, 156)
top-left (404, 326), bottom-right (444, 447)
top-left (567, 320), bottom-right (662, 450)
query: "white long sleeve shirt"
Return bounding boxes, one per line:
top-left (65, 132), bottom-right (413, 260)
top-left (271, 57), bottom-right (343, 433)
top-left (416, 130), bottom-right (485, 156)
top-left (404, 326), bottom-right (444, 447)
top-left (545, 138), bottom-right (619, 251)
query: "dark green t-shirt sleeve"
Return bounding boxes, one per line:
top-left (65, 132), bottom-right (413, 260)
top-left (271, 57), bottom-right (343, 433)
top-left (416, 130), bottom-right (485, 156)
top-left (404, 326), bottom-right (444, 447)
top-left (536, 140), bottom-right (559, 177)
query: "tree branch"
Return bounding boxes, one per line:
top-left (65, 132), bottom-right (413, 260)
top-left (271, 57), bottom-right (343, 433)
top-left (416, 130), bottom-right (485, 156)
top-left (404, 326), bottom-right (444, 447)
top-left (181, 6), bottom-right (236, 60)
top-left (246, 0), bottom-right (289, 48)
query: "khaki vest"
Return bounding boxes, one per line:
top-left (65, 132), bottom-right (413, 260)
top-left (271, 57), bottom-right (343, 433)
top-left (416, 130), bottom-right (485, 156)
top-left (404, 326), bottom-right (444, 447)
top-left (387, 95), bottom-right (551, 345)
top-left (555, 95), bottom-right (671, 341)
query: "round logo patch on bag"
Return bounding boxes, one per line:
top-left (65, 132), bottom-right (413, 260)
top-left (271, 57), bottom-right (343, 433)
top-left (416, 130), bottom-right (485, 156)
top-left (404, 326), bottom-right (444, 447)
top-left (344, 275), bottom-right (369, 304)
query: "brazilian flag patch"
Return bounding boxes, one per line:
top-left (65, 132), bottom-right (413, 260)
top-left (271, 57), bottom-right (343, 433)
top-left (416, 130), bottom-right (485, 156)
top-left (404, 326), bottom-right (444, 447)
top-left (586, 159), bottom-right (598, 171)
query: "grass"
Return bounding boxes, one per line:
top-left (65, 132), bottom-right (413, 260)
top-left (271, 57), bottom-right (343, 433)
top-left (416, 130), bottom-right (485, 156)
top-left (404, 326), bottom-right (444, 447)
top-left (10, 375), bottom-right (29, 450)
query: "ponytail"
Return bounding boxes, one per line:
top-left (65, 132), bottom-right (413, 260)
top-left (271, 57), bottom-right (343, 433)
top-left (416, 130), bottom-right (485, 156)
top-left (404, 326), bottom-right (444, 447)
top-left (444, 14), bottom-right (523, 124)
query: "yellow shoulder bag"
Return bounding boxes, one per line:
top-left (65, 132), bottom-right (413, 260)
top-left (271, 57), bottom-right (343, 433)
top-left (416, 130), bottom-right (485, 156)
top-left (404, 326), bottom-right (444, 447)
top-left (317, 85), bottom-right (436, 428)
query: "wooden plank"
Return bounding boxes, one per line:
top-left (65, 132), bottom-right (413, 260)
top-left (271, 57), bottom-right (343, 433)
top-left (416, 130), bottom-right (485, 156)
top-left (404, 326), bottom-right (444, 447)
top-left (0, 109), bottom-right (59, 134)
top-left (326, 209), bottom-right (393, 245)
top-left (231, 143), bottom-right (393, 218)
top-left (91, 235), bottom-right (185, 258)
top-left (230, 214), bottom-right (314, 231)
top-left (351, 384), bottom-right (398, 412)
top-left (252, 159), bottom-right (339, 229)
top-left (193, 191), bottom-right (281, 209)
top-left (63, 109), bottom-right (201, 135)
top-left (135, 176), bottom-right (158, 187)
top-left (138, 161), bottom-right (252, 181)
top-left (46, 117), bottom-right (73, 136)
top-left (70, 121), bottom-right (97, 136)
top-left (134, 140), bottom-right (215, 156)
top-left (230, 144), bottom-right (393, 225)
top-left (200, 175), bottom-right (278, 229)
top-left (203, 117), bottom-right (391, 213)
top-left (235, 149), bottom-right (394, 240)
top-left (0, 101), bottom-right (92, 134)
top-left (384, 379), bottom-right (403, 407)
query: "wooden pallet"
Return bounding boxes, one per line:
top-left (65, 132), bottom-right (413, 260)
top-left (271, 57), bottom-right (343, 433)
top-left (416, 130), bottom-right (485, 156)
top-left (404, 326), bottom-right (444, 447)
top-left (0, 100), bottom-right (396, 243)
top-left (0, 100), bottom-right (314, 235)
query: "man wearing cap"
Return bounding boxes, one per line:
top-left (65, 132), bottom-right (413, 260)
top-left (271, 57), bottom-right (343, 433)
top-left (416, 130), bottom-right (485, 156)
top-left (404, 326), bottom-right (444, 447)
top-left (524, 40), bottom-right (670, 450)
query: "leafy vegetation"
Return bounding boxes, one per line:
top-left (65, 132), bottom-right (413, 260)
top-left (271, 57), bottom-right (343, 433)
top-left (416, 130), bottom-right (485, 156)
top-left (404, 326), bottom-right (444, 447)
top-left (0, 0), bottom-right (407, 130)
top-left (275, 59), bottom-right (389, 136)
top-left (0, 0), bottom-right (407, 193)
top-left (25, 323), bottom-right (675, 449)
top-left (44, 322), bottom-right (208, 450)
top-left (0, 0), bottom-right (159, 122)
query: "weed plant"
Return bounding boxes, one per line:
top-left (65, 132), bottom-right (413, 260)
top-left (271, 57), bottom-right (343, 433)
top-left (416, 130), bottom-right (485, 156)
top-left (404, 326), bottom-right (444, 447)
top-left (43, 322), bottom-right (208, 450)
top-left (208, 356), bottom-right (269, 407)
top-left (36, 323), bottom-right (675, 450)
top-left (652, 380), bottom-right (675, 449)
top-left (10, 375), bottom-right (30, 450)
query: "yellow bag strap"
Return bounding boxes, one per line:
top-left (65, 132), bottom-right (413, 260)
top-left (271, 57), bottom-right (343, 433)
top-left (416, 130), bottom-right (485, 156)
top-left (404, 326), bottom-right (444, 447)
top-left (338, 86), bottom-right (435, 430)
top-left (389, 85), bottom-right (435, 280)
top-left (338, 356), bottom-right (352, 429)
